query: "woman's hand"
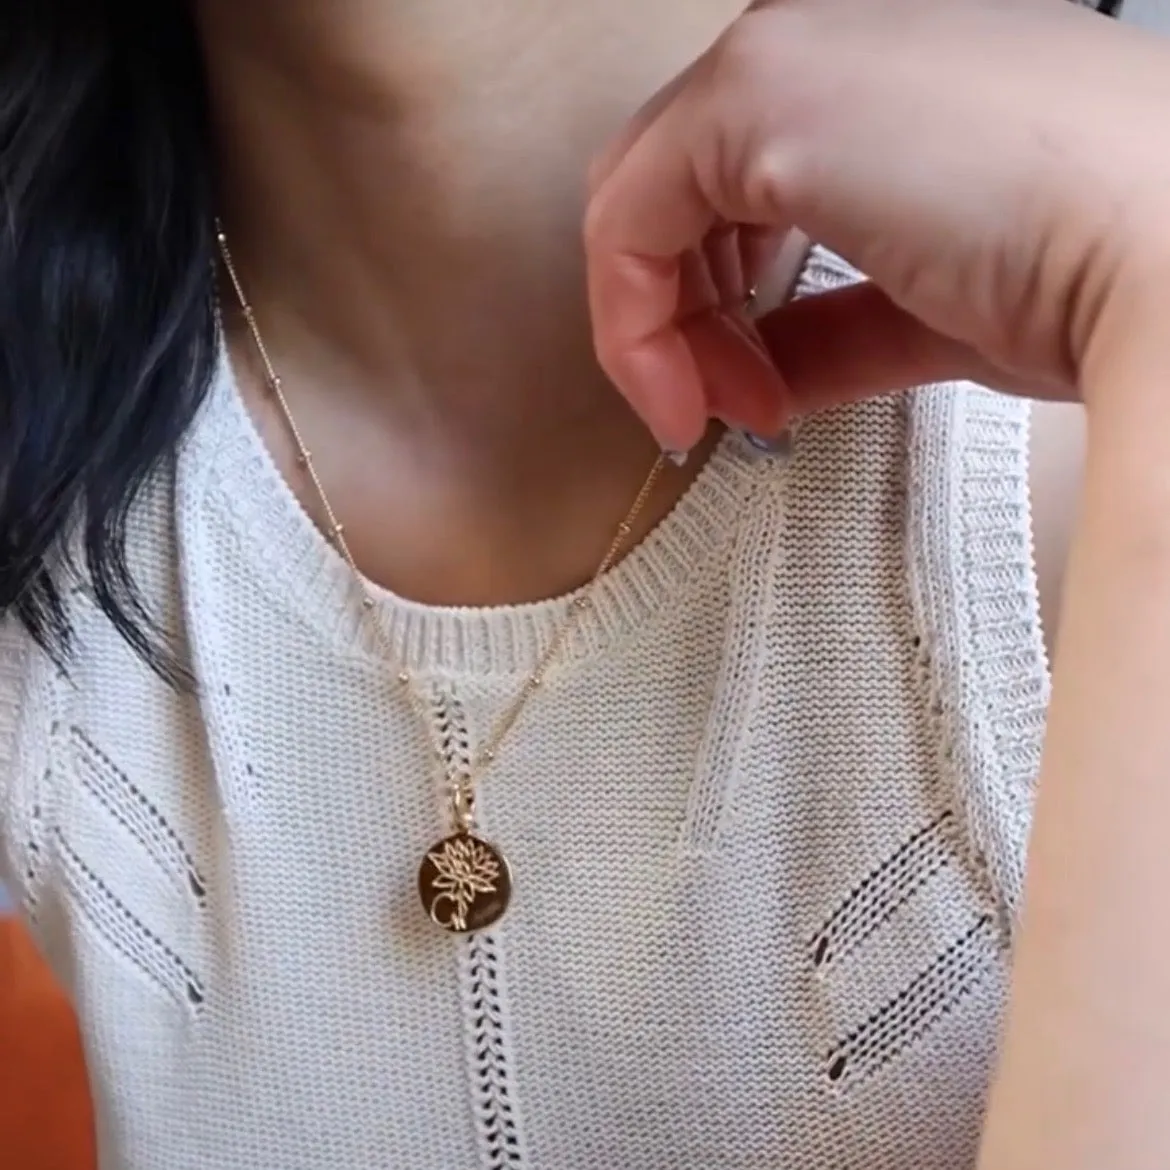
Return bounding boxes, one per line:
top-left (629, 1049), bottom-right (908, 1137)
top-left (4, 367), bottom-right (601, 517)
top-left (591, 8), bottom-right (1170, 1170)
top-left (583, 0), bottom-right (1170, 453)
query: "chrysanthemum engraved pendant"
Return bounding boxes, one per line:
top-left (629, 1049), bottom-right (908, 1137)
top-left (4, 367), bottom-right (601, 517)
top-left (418, 833), bottom-right (513, 933)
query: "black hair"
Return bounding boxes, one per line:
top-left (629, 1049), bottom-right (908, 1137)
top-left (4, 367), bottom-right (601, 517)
top-left (0, 0), bottom-right (217, 684)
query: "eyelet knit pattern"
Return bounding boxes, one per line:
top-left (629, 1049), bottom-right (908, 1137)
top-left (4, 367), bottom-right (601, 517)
top-left (0, 248), bottom-right (1049, 1170)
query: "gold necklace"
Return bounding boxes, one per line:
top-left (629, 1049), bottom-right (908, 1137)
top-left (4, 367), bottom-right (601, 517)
top-left (215, 222), bottom-right (666, 934)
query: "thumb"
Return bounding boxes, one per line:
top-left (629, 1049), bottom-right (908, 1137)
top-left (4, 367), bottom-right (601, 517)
top-left (755, 282), bottom-right (1021, 414)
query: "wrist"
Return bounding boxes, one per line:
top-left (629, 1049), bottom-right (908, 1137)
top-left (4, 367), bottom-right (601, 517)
top-left (1076, 263), bottom-right (1170, 546)
top-left (1080, 250), bottom-right (1170, 421)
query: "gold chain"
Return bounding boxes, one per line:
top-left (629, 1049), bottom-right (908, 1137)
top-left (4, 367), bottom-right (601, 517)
top-left (215, 222), bottom-right (665, 835)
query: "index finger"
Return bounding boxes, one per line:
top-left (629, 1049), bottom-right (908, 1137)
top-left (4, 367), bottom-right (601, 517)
top-left (585, 97), bottom-right (790, 451)
top-left (584, 103), bottom-right (719, 450)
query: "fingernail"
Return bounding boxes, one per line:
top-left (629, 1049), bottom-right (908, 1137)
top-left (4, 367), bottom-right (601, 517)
top-left (663, 449), bottom-right (689, 467)
top-left (745, 430), bottom-right (793, 457)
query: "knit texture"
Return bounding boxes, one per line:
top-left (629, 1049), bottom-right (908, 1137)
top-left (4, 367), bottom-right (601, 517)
top-left (0, 248), bottom-right (1049, 1169)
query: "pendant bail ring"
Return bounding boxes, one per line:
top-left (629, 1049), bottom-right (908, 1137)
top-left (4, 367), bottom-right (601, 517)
top-left (452, 786), bottom-right (476, 833)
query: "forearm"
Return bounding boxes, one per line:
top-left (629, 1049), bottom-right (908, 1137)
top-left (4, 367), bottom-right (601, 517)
top-left (979, 294), bottom-right (1170, 1169)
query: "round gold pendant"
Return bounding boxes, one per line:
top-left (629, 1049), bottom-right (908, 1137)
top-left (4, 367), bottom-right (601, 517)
top-left (418, 832), bottom-right (513, 934)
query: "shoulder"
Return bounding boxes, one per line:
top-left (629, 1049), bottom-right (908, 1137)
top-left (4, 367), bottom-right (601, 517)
top-left (0, 456), bottom-right (185, 919)
top-left (775, 235), bottom-right (1083, 657)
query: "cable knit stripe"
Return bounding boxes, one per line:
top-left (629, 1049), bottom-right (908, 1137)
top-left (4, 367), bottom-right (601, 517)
top-left (907, 386), bottom-right (1049, 926)
top-left (460, 932), bottom-right (529, 1170)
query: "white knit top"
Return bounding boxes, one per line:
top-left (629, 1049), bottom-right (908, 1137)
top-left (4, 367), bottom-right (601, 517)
top-left (0, 249), bottom-right (1049, 1170)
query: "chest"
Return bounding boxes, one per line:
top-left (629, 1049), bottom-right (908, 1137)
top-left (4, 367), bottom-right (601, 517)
top-left (5, 388), bottom-right (1047, 1169)
top-left (34, 534), bottom-right (1002, 1169)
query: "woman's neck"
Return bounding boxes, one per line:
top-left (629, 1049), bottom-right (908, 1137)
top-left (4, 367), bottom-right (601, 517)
top-left (198, 0), bottom-right (742, 450)
top-left (195, 0), bottom-right (745, 606)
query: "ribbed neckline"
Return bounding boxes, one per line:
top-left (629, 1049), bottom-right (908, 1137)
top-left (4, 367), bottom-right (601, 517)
top-left (181, 344), bottom-right (770, 679)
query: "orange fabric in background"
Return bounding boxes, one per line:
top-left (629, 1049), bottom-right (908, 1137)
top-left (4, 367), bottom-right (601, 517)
top-left (0, 916), bottom-right (96, 1170)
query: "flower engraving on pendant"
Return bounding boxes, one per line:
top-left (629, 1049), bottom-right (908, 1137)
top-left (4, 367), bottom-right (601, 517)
top-left (418, 833), bottom-right (512, 933)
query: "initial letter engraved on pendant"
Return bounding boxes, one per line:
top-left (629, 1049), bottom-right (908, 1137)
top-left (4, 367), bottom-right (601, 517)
top-left (418, 833), bottom-right (512, 934)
